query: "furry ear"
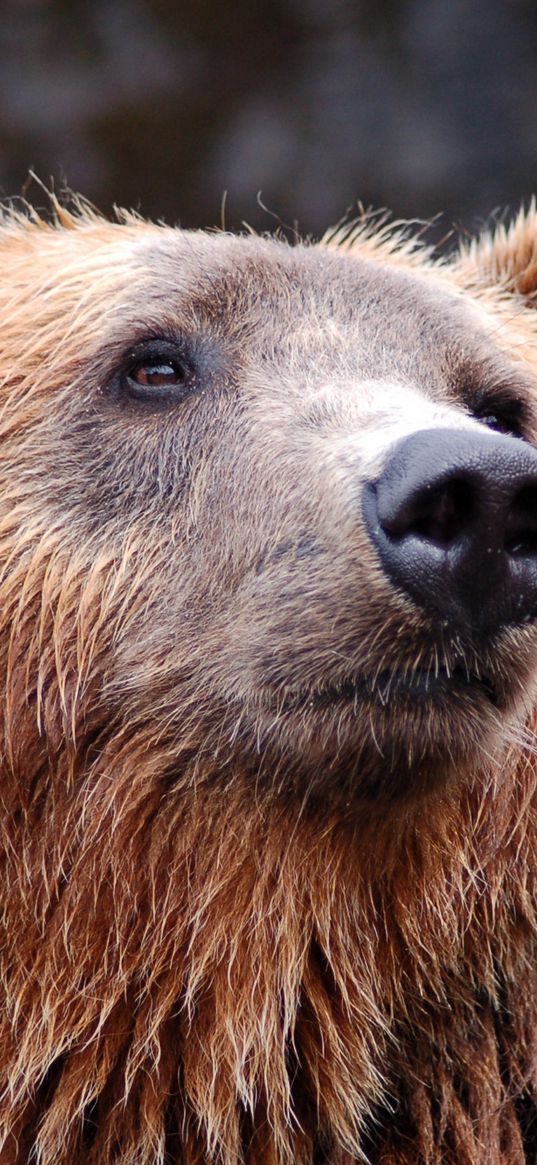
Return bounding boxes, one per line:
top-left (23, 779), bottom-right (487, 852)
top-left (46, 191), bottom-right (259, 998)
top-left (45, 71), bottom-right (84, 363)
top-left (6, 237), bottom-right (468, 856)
top-left (454, 203), bottom-right (537, 303)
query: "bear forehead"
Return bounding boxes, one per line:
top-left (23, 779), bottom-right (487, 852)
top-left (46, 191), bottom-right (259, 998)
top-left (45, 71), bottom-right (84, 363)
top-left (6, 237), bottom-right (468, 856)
top-left (124, 230), bottom-right (523, 392)
top-left (136, 230), bottom-right (478, 328)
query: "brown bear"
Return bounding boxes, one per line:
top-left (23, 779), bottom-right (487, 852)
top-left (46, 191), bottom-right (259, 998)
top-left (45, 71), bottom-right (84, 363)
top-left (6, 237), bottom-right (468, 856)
top-left (0, 196), bottom-right (536, 1165)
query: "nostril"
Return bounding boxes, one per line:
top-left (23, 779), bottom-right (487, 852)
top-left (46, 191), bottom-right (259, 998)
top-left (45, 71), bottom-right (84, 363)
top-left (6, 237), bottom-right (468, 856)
top-left (504, 486), bottom-right (537, 556)
top-left (409, 478), bottom-right (474, 547)
top-left (380, 477), bottom-right (474, 548)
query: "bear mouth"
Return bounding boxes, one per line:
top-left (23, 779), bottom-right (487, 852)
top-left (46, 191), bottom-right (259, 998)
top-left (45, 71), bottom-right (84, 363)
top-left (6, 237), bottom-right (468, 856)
top-left (298, 666), bottom-right (498, 709)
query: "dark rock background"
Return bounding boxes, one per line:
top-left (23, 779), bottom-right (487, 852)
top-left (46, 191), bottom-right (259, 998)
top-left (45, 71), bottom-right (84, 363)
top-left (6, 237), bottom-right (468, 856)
top-left (0, 0), bottom-right (536, 243)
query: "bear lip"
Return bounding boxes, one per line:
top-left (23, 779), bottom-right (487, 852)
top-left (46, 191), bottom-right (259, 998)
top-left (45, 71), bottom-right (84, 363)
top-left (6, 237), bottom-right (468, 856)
top-left (290, 666), bottom-right (498, 709)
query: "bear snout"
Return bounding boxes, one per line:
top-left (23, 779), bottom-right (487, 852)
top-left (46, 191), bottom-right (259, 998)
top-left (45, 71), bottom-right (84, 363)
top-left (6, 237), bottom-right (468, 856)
top-left (362, 426), bottom-right (537, 634)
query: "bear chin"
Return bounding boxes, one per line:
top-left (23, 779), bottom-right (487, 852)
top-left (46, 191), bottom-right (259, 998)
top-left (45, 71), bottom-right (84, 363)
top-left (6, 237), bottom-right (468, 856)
top-left (241, 662), bottom-right (512, 807)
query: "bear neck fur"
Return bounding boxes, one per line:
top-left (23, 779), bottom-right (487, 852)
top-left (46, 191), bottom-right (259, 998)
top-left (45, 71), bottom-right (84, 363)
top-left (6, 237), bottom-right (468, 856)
top-left (2, 716), bottom-right (536, 1164)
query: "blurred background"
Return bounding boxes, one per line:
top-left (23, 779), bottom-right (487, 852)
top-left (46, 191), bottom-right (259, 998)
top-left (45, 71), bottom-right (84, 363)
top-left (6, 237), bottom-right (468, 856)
top-left (0, 0), bottom-right (536, 247)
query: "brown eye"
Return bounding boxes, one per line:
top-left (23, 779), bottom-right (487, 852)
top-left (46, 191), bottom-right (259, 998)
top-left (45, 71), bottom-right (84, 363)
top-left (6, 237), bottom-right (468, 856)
top-left (474, 405), bottom-right (524, 439)
top-left (131, 361), bottom-right (186, 389)
top-left (117, 340), bottom-right (196, 404)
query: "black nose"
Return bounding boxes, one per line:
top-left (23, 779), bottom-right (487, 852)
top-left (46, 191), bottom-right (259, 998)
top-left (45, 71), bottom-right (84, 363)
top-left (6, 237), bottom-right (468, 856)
top-left (362, 427), bottom-right (537, 633)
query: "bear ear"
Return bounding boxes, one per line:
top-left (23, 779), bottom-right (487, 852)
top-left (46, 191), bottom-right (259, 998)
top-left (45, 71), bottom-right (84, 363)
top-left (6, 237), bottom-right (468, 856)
top-left (453, 203), bottom-right (537, 305)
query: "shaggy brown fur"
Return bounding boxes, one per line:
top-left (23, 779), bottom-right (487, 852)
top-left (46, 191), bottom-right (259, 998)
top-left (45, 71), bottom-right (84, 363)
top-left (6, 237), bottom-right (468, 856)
top-left (0, 198), bottom-right (536, 1165)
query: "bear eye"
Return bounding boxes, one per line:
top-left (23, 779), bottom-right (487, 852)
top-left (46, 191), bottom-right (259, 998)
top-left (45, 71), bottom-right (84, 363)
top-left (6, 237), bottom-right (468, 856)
top-left (128, 359), bottom-right (186, 390)
top-left (119, 340), bottom-right (194, 404)
top-left (471, 399), bottom-right (525, 439)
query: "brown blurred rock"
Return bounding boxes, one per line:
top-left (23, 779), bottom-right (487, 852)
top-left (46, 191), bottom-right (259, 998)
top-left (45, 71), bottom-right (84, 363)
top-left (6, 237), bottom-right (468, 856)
top-left (0, 0), bottom-right (536, 239)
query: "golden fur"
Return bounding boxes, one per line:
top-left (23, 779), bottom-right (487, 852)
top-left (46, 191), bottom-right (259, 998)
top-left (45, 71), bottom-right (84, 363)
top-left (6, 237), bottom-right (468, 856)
top-left (0, 199), bottom-right (536, 1164)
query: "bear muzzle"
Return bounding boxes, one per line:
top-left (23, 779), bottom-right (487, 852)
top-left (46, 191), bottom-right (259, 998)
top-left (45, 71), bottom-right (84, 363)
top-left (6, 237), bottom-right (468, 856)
top-left (363, 426), bottom-right (537, 636)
